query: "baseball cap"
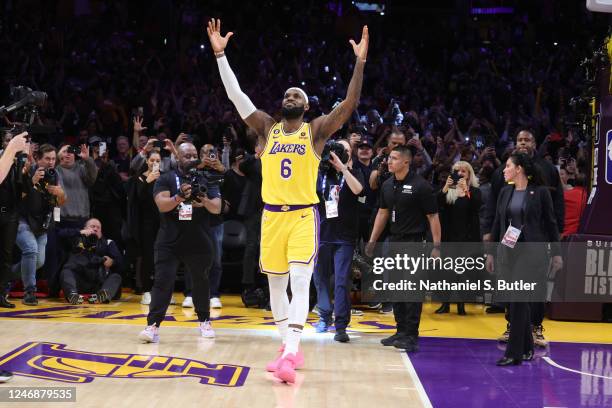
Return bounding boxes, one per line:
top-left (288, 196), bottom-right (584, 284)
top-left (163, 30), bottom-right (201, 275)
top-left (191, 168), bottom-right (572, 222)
top-left (358, 137), bottom-right (373, 149)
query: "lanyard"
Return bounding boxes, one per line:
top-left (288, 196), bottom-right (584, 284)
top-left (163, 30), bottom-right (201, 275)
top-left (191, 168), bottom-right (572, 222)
top-left (175, 175), bottom-right (181, 192)
top-left (321, 172), bottom-right (345, 201)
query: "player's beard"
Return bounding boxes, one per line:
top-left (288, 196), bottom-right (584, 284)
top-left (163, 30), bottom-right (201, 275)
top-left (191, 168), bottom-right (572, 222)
top-left (281, 105), bottom-right (305, 120)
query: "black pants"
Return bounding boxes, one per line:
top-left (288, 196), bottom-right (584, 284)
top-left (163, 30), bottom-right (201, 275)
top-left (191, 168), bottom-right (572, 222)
top-left (148, 247), bottom-right (213, 326)
top-left (241, 212), bottom-right (261, 286)
top-left (0, 210), bottom-right (19, 294)
top-left (505, 302), bottom-right (533, 359)
top-left (60, 268), bottom-right (122, 298)
top-left (391, 234), bottom-right (425, 338)
top-left (136, 221), bottom-right (158, 292)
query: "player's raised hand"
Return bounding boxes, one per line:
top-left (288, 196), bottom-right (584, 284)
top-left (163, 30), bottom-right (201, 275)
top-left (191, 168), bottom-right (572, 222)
top-left (349, 26), bottom-right (369, 62)
top-left (206, 18), bottom-right (233, 54)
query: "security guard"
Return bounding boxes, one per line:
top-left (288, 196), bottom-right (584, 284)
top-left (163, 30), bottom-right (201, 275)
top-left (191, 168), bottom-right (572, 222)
top-left (367, 145), bottom-right (441, 352)
top-left (137, 142), bottom-right (221, 343)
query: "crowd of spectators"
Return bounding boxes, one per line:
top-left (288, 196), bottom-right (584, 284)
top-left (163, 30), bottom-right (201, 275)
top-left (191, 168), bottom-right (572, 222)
top-left (0, 0), bottom-right (603, 307)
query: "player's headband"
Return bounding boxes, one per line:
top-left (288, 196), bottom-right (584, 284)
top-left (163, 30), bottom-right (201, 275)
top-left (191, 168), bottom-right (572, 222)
top-left (286, 87), bottom-right (309, 104)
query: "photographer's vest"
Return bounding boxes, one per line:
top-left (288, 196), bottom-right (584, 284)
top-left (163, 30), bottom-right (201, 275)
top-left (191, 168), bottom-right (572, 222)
top-left (260, 122), bottom-right (320, 205)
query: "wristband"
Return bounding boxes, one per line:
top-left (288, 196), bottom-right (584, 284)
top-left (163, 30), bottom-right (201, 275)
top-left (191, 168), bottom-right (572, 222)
top-left (215, 51), bottom-right (225, 58)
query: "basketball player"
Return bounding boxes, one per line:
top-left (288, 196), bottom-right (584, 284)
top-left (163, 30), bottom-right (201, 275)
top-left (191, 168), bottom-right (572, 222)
top-left (207, 19), bottom-right (368, 383)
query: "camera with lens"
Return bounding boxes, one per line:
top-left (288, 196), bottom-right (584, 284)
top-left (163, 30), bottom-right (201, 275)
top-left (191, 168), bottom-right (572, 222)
top-left (187, 168), bottom-right (208, 200)
top-left (43, 168), bottom-right (58, 185)
top-left (319, 141), bottom-right (349, 173)
top-left (450, 170), bottom-right (462, 185)
top-left (78, 234), bottom-right (99, 252)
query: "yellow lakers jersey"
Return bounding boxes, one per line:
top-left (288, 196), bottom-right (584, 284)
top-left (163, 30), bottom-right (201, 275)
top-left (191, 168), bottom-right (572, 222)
top-left (261, 122), bottom-right (320, 205)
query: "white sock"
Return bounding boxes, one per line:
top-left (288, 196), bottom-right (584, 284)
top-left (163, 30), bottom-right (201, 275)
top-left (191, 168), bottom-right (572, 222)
top-left (268, 274), bottom-right (290, 344)
top-left (283, 264), bottom-right (313, 357)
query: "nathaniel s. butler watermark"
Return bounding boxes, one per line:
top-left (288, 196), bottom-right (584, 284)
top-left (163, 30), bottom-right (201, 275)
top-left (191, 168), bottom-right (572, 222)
top-left (372, 278), bottom-right (537, 292)
top-left (360, 242), bottom-right (550, 303)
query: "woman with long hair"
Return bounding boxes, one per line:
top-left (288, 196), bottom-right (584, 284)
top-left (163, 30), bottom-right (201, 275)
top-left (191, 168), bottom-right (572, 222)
top-left (486, 152), bottom-right (562, 366)
top-left (435, 160), bottom-right (482, 315)
top-left (127, 151), bottom-right (161, 304)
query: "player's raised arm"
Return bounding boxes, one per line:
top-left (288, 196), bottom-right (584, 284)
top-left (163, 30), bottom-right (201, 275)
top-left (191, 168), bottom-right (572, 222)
top-left (207, 19), bottom-right (274, 145)
top-left (312, 26), bottom-right (369, 154)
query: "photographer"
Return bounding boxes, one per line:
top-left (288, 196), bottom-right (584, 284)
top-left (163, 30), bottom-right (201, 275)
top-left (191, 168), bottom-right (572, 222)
top-left (369, 128), bottom-right (407, 191)
top-left (182, 143), bottom-right (225, 309)
top-left (434, 161), bottom-right (482, 315)
top-left (0, 132), bottom-right (30, 309)
top-left (313, 140), bottom-right (364, 343)
top-left (59, 218), bottom-right (122, 304)
top-left (138, 142), bottom-right (221, 343)
top-left (238, 145), bottom-right (266, 305)
top-left (12, 144), bottom-right (66, 306)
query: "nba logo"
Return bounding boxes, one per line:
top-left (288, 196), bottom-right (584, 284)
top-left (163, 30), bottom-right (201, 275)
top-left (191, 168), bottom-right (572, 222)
top-left (607, 131), bottom-right (612, 184)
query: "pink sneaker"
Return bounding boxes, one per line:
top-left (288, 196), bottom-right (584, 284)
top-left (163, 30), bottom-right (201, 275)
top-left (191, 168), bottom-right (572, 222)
top-left (199, 320), bottom-right (215, 338)
top-left (266, 345), bottom-right (304, 372)
top-left (138, 324), bottom-right (159, 343)
top-left (273, 353), bottom-right (298, 384)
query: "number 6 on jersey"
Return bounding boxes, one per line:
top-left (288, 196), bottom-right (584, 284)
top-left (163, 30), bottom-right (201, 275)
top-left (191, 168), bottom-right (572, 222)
top-left (280, 158), bottom-right (292, 179)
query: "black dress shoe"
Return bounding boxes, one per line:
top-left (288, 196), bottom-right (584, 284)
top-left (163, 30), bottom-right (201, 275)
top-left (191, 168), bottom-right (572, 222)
top-left (334, 330), bottom-right (350, 343)
top-left (381, 333), bottom-right (403, 346)
top-left (496, 357), bottom-right (522, 366)
top-left (434, 303), bottom-right (450, 314)
top-left (486, 305), bottom-right (505, 314)
top-left (0, 295), bottom-right (15, 308)
top-left (393, 336), bottom-right (419, 352)
top-left (457, 303), bottom-right (466, 315)
top-left (522, 350), bottom-right (534, 361)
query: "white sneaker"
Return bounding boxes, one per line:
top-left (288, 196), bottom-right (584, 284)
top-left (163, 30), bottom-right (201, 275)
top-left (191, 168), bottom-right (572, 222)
top-left (170, 295), bottom-right (177, 305)
top-left (138, 324), bottom-right (159, 343)
top-left (210, 297), bottom-right (222, 308)
top-left (182, 296), bottom-right (193, 308)
top-left (199, 320), bottom-right (215, 338)
top-left (140, 292), bottom-right (151, 305)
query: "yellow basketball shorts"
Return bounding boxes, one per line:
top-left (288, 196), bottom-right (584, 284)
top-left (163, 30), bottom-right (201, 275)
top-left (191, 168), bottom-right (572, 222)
top-left (260, 204), bottom-right (320, 276)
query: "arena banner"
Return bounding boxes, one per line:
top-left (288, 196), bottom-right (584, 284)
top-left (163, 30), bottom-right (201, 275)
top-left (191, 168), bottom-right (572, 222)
top-left (555, 234), bottom-right (612, 302)
top-left (579, 94), bottom-right (612, 235)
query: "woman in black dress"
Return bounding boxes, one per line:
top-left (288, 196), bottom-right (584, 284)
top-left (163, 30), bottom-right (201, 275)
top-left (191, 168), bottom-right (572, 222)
top-left (130, 151), bottom-right (161, 305)
top-left (435, 161), bottom-right (482, 315)
top-left (486, 152), bottom-right (562, 366)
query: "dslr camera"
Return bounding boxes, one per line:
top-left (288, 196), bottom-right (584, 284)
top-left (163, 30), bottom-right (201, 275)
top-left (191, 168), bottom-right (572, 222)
top-left (450, 170), bottom-right (462, 185)
top-left (319, 141), bottom-right (349, 173)
top-left (77, 234), bottom-right (99, 252)
top-left (43, 168), bottom-right (58, 185)
top-left (183, 168), bottom-right (224, 203)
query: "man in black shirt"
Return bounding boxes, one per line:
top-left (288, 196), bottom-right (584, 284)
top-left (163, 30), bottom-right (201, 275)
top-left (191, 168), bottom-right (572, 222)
top-left (367, 145), bottom-right (441, 352)
top-left (313, 139), bottom-right (364, 343)
top-left (13, 144), bottom-right (66, 306)
top-left (0, 131), bottom-right (30, 310)
top-left (0, 131), bottom-right (29, 384)
top-left (138, 142), bottom-right (221, 343)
